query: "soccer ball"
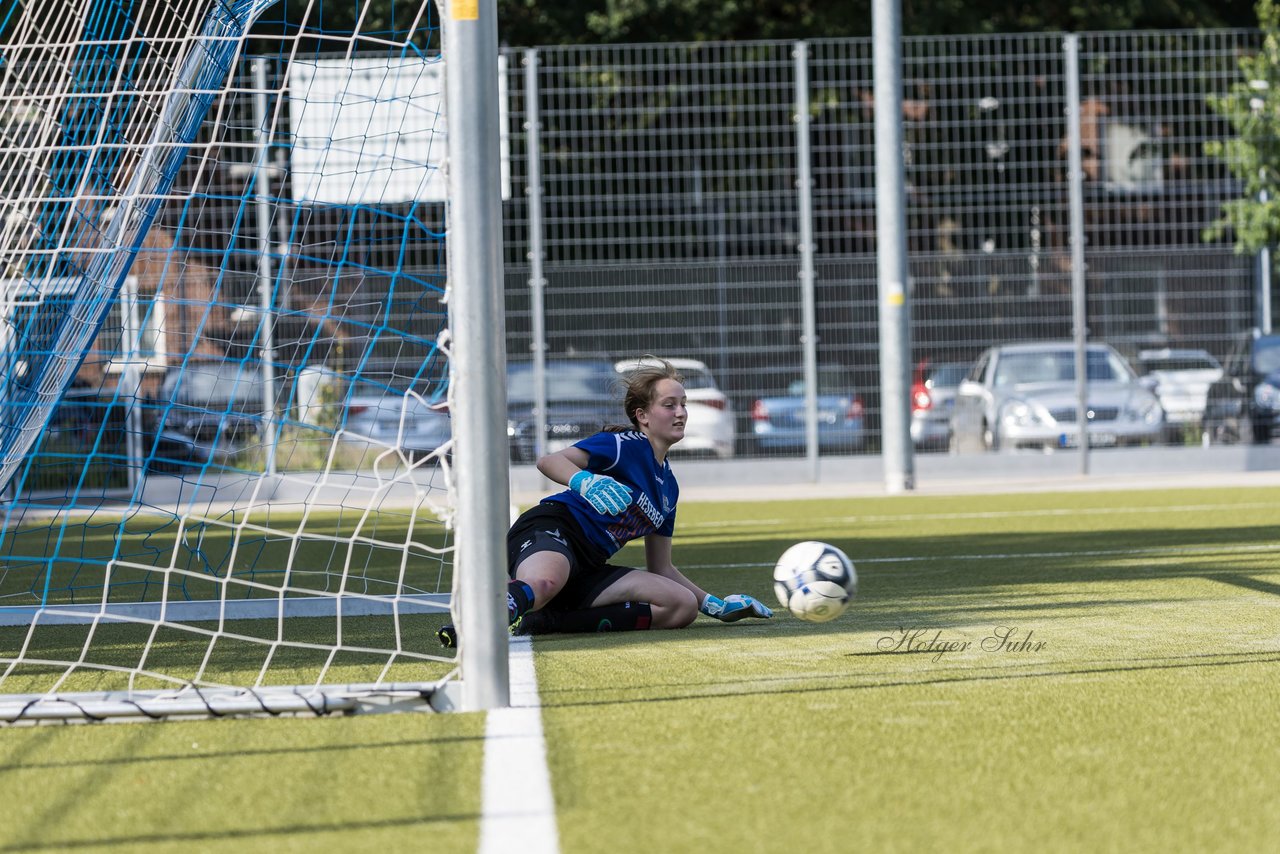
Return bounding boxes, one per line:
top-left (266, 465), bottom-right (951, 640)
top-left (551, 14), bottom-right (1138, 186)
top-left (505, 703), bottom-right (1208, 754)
top-left (772, 541), bottom-right (857, 622)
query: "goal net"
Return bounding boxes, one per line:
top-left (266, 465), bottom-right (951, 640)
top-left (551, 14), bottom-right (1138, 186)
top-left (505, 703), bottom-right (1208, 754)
top-left (0, 0), bottom-right (498, 723)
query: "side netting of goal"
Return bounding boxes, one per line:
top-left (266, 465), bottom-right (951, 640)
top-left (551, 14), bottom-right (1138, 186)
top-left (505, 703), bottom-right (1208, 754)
top-left (0, 0), bottom-right (506, 723)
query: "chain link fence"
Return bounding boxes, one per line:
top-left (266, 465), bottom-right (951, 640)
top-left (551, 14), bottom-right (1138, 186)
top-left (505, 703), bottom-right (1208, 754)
top-left (502, 29), bottom-right (1267, 460)
top-left (17, 28), bottom-right (1269, 496)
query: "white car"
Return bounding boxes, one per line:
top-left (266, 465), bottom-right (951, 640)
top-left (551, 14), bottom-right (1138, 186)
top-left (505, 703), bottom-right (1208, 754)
top-left (1136, 348), bottom-right (1224, 436)
top-left (615, 357), bottom-right (735, 459)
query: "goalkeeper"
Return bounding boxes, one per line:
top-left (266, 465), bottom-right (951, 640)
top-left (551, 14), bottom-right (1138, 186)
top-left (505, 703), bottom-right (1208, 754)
top-left (438, 358), bottom-right (770, 646)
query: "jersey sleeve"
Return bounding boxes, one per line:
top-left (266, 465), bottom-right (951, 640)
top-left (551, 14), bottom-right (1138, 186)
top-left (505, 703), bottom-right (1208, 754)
top-left (573, 431), bottom-right (625, 473)
top-left (656, 509), bottom-right (676, 537)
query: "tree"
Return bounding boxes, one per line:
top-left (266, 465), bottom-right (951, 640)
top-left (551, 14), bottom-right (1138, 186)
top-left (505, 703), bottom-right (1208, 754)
top-left (1205, 0), bottom-right (1280, 253)
top-left (495, 0), bottom-right (1258, 47)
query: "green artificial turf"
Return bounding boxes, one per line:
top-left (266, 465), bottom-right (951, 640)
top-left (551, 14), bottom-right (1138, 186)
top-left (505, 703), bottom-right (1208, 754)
top-left (0, 712), bottom-right (485, 852)
top-left (0, 486), bottom-right (1277, 852)
top-left (537, 487), bottom-right (1280, 852)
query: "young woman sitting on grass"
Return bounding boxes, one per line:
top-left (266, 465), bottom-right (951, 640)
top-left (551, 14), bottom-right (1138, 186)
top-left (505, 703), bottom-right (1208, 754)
top-left (438, 357), bottom-right (770, 646)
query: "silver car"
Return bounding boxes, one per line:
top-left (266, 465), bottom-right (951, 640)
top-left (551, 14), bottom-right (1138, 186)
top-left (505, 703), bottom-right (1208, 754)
top-left (340, 380), bottom-right (451, 461)
top-left (950, 342), bottom-right (1164, 452)
top-left (911, 361), bottom-right (969, 450)
top-left (1136, 348), bottom-right (1223, 437)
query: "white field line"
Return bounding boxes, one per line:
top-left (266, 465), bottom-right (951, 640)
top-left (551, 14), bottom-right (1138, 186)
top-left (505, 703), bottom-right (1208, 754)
top-left (478, 636), bottom-right (558, 854)
top-left (679, 501), bottom-right (1278, 532)
top-left (685, 541), bottom-right (1280, 571)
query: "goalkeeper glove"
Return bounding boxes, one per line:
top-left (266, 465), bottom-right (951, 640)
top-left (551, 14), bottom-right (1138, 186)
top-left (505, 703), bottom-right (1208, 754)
top-left (569, 470), bottom-right (633, 515)
top-left (700, 593), bottom-right (773, 622)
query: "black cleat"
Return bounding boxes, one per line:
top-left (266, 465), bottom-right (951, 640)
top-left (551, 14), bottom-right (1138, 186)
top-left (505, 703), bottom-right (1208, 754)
top-left (437, 624), bottom-right (458, 648)
top-left (510, 611), bottom-right (549, 636)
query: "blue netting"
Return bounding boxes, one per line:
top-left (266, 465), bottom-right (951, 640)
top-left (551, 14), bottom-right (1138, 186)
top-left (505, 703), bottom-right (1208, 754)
top-left (0, 0), bottom-right (452, 619)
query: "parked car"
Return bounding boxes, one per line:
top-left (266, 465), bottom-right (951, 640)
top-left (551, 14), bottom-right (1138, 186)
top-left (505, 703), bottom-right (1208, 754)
top-left (1135, 348), bottom-right (1223, 441)
top-left (147, 359), bottom-right (270, 471)
top-left (949, 342), bottom-right (1164, 452)
top-left (615, 357), bottom-right (735, 459)
top-left (340, 379), bottom-right (451, 460)
top-left (910, 360), bottom-right (969, 451)
top-left (750, 366), bottom-right (865, 453)
top-left (507, 358), bottom-right (619, 463)
top-left (1202, 331), bottom-right (1280, 444)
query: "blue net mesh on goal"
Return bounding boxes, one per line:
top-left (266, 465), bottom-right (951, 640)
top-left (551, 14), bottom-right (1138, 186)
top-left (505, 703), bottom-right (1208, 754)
top-left (0, 0), bottom-right (460, 720)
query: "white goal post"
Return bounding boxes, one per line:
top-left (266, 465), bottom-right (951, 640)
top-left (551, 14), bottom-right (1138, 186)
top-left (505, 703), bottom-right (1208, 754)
top-left (0, 0), bottom-right (510, 722)
top-left (441, 0), bottom-right (512, 712)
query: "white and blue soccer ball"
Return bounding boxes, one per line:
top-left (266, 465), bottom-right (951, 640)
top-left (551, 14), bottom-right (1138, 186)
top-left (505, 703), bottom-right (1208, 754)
top-left (772, 541), bottom-right (857, 623)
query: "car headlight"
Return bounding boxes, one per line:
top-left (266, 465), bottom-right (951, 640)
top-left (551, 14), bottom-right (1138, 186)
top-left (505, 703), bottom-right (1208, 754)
top-left (1254, 381), bottom-right (1280, 411)
top-left (1124, 395), bottom-right (1163, 424)
top-left (999, 398), bottom-right (1045, 428)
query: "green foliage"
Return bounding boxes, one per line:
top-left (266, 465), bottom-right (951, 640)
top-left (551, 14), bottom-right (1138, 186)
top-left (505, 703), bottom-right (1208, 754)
top-left (494, 0), bottom-right (1258, 46)
top-left (1206, 0), bottom-right (1280, 253)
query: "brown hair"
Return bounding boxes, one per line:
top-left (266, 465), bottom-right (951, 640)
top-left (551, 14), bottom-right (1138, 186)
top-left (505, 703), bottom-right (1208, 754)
top-left (606, 356), bottom-right (685, 431)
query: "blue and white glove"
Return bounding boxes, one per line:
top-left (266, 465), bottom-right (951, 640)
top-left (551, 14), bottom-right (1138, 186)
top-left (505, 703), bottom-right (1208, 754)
top-left (569, 470), bottom-right (633, 515)
top-left (700, 593), bottom-right (773, 622)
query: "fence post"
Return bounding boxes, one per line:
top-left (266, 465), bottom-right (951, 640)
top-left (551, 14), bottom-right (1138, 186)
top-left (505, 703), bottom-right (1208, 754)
top-left (873, 0), bottom-right (914, 493)
top-left (1261, 190), bottom-right (1273, 334)
top-left (523, 48), bottom-right (549, 462)
top-left (252, 57), bottom-right (278, 477)
top-left (794, 41), bottom-right (820, 482)
top-left (1064, 34), bottom-right (1090, 476)
top-left (120, 276), bottom-right (144, 492)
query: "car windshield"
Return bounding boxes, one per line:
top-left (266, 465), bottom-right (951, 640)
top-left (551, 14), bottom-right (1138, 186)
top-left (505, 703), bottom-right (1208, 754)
top-left (617, 362), bottom-right (718, 392)
top-left (786, 368), bottom-right (851, 397)
top-left (348, 379), bottom-right (441, 400)
top-left (508, 362), bottom-right (617, 403)
top-left (677, 368), bottom-right (716, 392)
top-left (926, 363), bottom-right (969, 388)
top-left (1251, 337), bottom-right (1280, 374)
top-left (1140, 355), bottom-right (1219, 373)
top-left (994, 349), bottom-right (1131, 386)
top-left (165, 363), bottom-right (265, 405)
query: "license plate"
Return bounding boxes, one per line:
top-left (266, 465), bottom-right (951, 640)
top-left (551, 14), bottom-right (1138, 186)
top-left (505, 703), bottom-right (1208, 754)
top-left (1059, 432), bottom-right (1117, 448)
top-left (547, 438), bottom-right (577, 453)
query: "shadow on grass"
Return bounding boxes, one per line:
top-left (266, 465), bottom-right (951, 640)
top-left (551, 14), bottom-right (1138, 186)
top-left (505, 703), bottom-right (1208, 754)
top-left (0, 733), bottom-right (485, 775)
top-left (0, 812), bottom-right (483, 853)
top-left (0, 612), bottom-right (457, 695)
top-left (3, 515), bottom-right (1275, 708)
top-left (522, 520), bottom-right (1280, 707)
top-left (518, 522), bottom-right (1280, 658)
top-left (650, 527), bottom-right (1280, 632)
top-left (530, 647), bottom-right (1280, 709)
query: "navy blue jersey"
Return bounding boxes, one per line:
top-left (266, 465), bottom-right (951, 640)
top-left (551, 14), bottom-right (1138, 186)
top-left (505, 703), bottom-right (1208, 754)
top-left (543, 430), bottom-right (679, 556)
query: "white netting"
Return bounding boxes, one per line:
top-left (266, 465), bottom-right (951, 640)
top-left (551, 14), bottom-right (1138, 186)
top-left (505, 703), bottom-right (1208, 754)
top-left (0, 0), bottom-right (461, 723)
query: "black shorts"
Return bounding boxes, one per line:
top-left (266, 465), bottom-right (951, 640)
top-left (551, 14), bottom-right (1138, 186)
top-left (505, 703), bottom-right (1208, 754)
top-left (507, 502), bottom-right (636, 613)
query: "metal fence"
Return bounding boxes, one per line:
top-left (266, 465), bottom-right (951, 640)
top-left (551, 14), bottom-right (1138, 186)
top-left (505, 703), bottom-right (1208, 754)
top-left (31, 28), bottom-right (1269, 489)
top-left (500, 29), bottom-right (1268, 459)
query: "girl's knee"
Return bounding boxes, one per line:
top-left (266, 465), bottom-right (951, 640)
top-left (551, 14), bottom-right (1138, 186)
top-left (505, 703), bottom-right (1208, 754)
top-left (514, 552), bottom-right (572, 607)
top-left (655, 588), bottom-right (698, 629)
top-left (525, 575), bottom-right (563, 607)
